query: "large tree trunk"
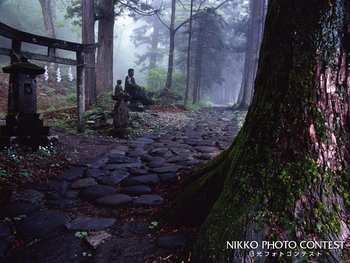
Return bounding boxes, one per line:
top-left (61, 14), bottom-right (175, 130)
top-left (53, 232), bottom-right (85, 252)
top-left (96, 0), bottom-right (114, 92)
top-left (38, 0), bottom-right (55, 38)
top-left (149, 17), bottom-right (160, 71)
top-left (38, 0), bottom-right (56, 80)
top-left (165, 0), bottom-right (176, 90)
top-left (82, 0), bottom-right (97, 106)
top-left (184, 0), bottom-right (194, 106)
top-left (238, 0), bottom-right (266, 109)
top-left (192, 20), bottom-right (204, 104)
top-left (165, 1), bottom-right (350, 262)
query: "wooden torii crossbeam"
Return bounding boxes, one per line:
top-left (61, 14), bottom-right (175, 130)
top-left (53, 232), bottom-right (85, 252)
top-left (0, 22), bottom-right (97, 132)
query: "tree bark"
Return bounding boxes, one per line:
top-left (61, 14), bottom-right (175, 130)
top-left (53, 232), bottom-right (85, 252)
top-left (38, 0), bottom-right (56, 80)
top-left (165, 0), bottom-right (176, 90)
top-left (165, 1), bottom-right (350, 262)
top-left (38, 0), bottom-right (56, 38)
top-left (96, 0), bottom-right (114, 92)
top-left (149, 17), bottom-right (160, 71)
top-left (184, 0), bottom-right (194, 106)
top-left (238, 0), bottom-right (266, 109)
top-left (82, 0), bottom-right (97, 106)
top-left (192, 19), bottom-right (204, 104)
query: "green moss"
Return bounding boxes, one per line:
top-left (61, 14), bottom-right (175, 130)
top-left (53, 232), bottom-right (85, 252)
top-left (167, 1), bottom-right (349, 262)
top-left (314, 108), bottom-right (328, 140)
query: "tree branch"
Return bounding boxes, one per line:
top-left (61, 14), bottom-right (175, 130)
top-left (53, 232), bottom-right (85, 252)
top-left (174, 0), bottom-right (232, 32)
top-left (178, 0), bottom-right (188, 11)
top-left (155, 11), bottom-right (170, 30)
top-left (118, 0), bottom-right (160, 16)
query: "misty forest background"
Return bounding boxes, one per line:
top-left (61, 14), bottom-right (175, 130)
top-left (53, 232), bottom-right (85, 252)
top-left (2, 0), bottom-right (350, 262)
top-left (0, 0), bottom-right (264, 111)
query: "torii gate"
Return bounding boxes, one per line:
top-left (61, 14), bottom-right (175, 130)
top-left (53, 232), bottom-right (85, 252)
top-left (0, 22), bottom-right (97, 132)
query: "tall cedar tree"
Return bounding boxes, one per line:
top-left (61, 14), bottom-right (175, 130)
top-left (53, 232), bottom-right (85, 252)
top-left (131, 16), bottom-right (167, 72)
top-left (82, 0), bottom-right (97, 106)
top-left (165, 0), bottom-right (350, 262)
top-left (238, 0), bottom-right (266, 109)
top-left (190, 10), bottom-right (227, 104)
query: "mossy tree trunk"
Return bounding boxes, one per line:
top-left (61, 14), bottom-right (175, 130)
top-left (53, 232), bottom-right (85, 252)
top-left (166, 1), bottom-right (350, 262)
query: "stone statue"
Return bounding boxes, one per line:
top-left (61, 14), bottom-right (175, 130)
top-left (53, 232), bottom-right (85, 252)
top-left (112, 79), bottom-right (130, 137)
top-left (125, 68), bottom-right (154, 105)
top-left (113, 79), bottom-right (130, 101)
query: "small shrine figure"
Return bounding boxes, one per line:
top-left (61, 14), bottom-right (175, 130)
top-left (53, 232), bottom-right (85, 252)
top-left (113, 79), bottom-right (130, 101)
top-left (112, 79), bottom-right (131, 137)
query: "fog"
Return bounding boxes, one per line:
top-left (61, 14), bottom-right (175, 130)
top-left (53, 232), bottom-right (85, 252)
top-left (0, 0), bottom-right (258, 105)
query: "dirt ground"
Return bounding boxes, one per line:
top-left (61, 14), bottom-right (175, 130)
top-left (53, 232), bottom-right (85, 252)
top-left (0, 103), bottom-right (191, 203)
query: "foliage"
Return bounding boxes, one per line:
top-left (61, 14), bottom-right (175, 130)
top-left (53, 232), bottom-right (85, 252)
top-left (97, 91), bottom-right (114, 110)
top-left (185, 97), bottom-right (213, 111)
top-left (146, 67), bottom-right (185, 93)
top-left (0, 166), bottom-right (8, 179)
top-left (74, 231), bottom-right (88, 238)
top-left (46, 111), bottom-right (77, 134)
top-left (146, 67), bottom-right (167, 91)
top-left (82, 251), bottom-right (92, 257)
top-left (65, 92), bottom-right (77, 105)
top-left (0, 0), bottom-right (80, 41)
top-left (131, 16), bottom-right (168, 72)
top-left (0, 0), bottom-right (45, 35)
top-left (155, 88), bottom-right (183, 103)
top-left (2, 214), bottom-right (26, 222)
top-left (190, 9), bottom-right (229, 94)
top-left (65, 0), bottom-right (155, 26)
top-left (148, 221), bottom-right (159, 229)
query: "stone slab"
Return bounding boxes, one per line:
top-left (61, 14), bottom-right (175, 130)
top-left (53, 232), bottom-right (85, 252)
top-left (97, 170), bottom-right (129, 186)
top-left (134, 195), bottom-right (164, 206)
top-left (17, 210), bottom-right (68, 239)
top-left (122, 175), bottom-right (160, 186)
top-left (79, 185), bottom-right (116, 201)
top-left (85, 230), bottom-right (111, 249)
top-left (114, 222), bottom-right (150, 237)
top-left (10, 189), bottom-right (44, 205)
top-left (120, 185), bottom-right (152, 196)
top-left (67, 217), bottom-right (116, 231)
top-left (95, 194), bottom-right (132, 207)
top-left (55, 166), bottom-right (86, 182)
top-left (107, 154), bottom-right (140, 164)
top-left (36, 181), bottom-right (68, 192)
top-left (101, 162), bottom-right (142, 170)
top-left (70, 178), bottom-right (96, 189)
top-left (150, 165), bottom-right (181, 174)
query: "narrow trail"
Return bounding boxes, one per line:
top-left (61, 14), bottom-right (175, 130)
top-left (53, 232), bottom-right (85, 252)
top-left (0, 107), bottom-right (243, 263)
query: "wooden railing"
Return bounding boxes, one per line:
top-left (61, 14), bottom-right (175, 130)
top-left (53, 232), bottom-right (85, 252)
top-left (0, 22), bottom-right (97, 132)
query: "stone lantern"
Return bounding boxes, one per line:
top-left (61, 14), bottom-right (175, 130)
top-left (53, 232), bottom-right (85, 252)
top-left (0, 57), bottom-right (50, 148)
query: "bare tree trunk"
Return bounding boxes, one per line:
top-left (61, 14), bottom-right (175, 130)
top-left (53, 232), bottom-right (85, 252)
top-left (38, 0), bottom-right (55, 38)
top-left (82, 0), bottom-right (97, 106)
top-left (165, 0), bottom-right (176, 90)
top-left (96, 0), bottom-right (114, 92)
top-left (38, 0), bottom-right (56, 80)
top-left (149, 17), bottom-right (160, 70)
top-left (239, 0), bottom-right (266, 109)
top-left (184, 0), bottom-right (194, 106)
top-left (192, 20), bottom-right (204, 104)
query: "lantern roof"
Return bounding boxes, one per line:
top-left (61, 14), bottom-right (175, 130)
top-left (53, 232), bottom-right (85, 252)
top-left (2, 57), bottom-right (45, 75)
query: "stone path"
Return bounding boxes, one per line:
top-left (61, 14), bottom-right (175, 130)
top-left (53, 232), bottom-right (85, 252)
top-left (0, 107), bottom-right (242, 263)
